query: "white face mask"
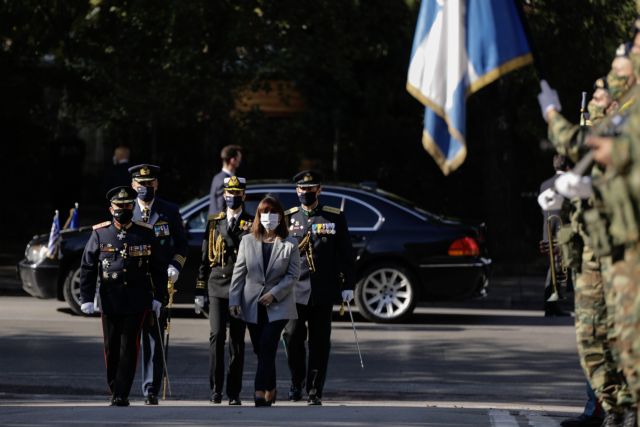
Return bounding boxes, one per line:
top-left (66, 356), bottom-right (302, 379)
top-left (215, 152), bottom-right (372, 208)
top-left (260, 213), bottom-right (280, 231)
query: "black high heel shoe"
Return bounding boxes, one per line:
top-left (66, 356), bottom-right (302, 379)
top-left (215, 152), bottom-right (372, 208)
top-left (254, 396), bottom-right (272, 407)
top-left (267, 388), bottom-right (277, 405)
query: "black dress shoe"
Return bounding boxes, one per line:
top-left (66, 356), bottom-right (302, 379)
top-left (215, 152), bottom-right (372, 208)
top-left (254, 397), bottom-right (272, 407)
top-left (228, 397), bottom-right (242, 406)
top-left (288, 386), bottom-right (302, 401)
top-left (144, 394), bottom-right (158, 405)
top-left (111, 397), bottom-right (130, 407)
top-left (307, 392), bottom-right (322, 406)
top-left (622, 408), bottom-right (637, 427)
top-left (559, 413), bottom-right (603, 427)
top-left (210, 392), bottom-right (222, 404)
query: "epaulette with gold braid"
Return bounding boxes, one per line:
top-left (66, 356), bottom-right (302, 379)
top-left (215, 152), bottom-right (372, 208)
top-left (134, 221), bottom-right (153, 229)
top-left (208, 212), bottom-right (226, 221)
top-left (284, 207), bottom-right (299, 216)
top-left (322, 205), bottom-right (341, 214)
top-left (92, 221), bottom-right (111, 230)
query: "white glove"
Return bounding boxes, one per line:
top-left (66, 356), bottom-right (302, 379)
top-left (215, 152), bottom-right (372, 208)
top-left (341, 290), bottom-right (354, 302)
top-left (194, 296), bottom-right (206, 314)
top-left (537, 80), bottom-right (561, 121)
top-left (555, 172), bottom-right (593, 199)
top-left (81, 302), bottom-right (95, 314)
top-left (167, 266), bottom-right (179, 283)
top-left (152, 299), bottom-right (162, 318)
top-left (537, 188), bottom-right (564, 211)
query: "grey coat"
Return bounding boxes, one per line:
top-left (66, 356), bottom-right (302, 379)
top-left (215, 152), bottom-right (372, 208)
top-left (229, 234), bottom-right (300, 324)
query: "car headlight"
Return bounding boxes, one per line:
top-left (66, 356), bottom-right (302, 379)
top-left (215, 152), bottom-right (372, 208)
top-left (25, 243), bottom-right (50, 264)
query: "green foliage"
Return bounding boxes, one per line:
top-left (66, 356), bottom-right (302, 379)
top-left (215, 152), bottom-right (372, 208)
top-left (1, 0), bottom-right (639, 265)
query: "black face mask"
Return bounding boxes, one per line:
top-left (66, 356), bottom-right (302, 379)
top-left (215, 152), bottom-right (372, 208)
top-left (112, 208), bottom-right (133, 224)
top-left (298, 191), bottom-right (318, 206)
top-left (224, 195), bottom-right (243, 210)
top-left (136, 185), bottom-right (155, 202)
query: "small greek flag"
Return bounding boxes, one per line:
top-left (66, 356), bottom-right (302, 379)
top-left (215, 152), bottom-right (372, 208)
top-left (407, 0), bottom-right (532, 175)
top-left (47, 210), bottom-right (61, 259)
top-left (64, 202), bottom-right (79, 230)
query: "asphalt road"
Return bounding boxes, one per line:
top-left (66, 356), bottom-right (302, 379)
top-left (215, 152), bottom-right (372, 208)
top-left (0, 296), bottom-right (584, 426)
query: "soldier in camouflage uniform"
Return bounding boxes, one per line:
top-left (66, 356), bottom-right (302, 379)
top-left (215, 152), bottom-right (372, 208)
top-left (539, 74), bottom-right (635, 426)
top-left (586, 30), bottom-right (640, 424)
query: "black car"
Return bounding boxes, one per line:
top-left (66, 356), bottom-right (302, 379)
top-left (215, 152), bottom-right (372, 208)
top-left (18, 182), bottom-right (491, 322)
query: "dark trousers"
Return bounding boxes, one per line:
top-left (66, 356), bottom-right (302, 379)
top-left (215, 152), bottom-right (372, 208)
top-left (140, 309), bottom-right (167, 396)
top-left (283, 303), bottom-right (333, 397)
top-left (247, 305), bottom-right (288, 391)
top-left (102, 312), bottom-right (146, 399)
top-left (209, 296), bottom-right (246, 398)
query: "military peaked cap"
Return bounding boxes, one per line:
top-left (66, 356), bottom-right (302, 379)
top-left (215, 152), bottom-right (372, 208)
top-left (106, 186), bottom-right (137, 204)
top-left (224, 176), bottom-right (247, 191)
top-left (293, 170), bottom-right (323, 187)
top-left (128, 164), bottom-right (160, 182)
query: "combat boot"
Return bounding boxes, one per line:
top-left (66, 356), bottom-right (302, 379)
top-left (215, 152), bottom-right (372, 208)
top-left (601, 411), bottom-right (622, 427)
top-left (621, 407), bottom-right (636, 427)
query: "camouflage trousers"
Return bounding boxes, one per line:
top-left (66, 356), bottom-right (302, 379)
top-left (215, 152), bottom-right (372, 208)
top-left (575, 249), bottom-right (632, 412)
top-left (611, 245), bottom-right (640, 410)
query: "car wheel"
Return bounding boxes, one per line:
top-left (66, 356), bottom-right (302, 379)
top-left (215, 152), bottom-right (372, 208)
top-left (63, 264), bottom-right (83, 315)
top-left (355, 264), bottom-right (416, 323)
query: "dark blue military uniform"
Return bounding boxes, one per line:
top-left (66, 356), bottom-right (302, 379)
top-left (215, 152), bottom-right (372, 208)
top-left (282, 171), bottom-right (355, 404)
top-left (133, 197), bottom-right (188, 298)
top-left (196, 175), bottom-right (252, 404)
top-left (128, 164), bottom-right (188, 403)
top-left (80, 186), bottom-right (164, 406)
top-left (196, 210), bottom-right (253, 402)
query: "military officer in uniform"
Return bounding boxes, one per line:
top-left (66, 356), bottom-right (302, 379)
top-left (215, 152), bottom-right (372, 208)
top-left (80, 186), bottom-right (165, 406)
top-left (128, 164), bottom-right (188, 405)
top-left (195, 176), bottom-right (253, 405)
top-left (282, 170), bottom-right (355, 405)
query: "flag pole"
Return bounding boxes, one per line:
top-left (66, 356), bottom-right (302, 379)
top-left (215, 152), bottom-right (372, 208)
top-left (514, 0), bottom-right (545, 81)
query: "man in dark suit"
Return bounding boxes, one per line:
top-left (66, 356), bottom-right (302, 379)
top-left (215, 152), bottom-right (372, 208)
top-left (208, 145), bottom-right (243, 215)
top-left (80, 186), bottom-right (165, 406)
top-left (128, 164), bottom-right (188, 405)
top-left (538, 154), bottom-right (572, 316)
top-left (103, 144), bottom-right (132, 197)
top-left (282, 170), bottom-right (355, 406)
top-left (195, 176), bottom-right (253, 405)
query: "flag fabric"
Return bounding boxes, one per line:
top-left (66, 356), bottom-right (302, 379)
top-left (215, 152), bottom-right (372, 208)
top-left (47, 210), bottom-right (61, 259)
top-left (407, 0), bottom-right (532, 175)
top-left (64, 203), bottom-right (79, 230)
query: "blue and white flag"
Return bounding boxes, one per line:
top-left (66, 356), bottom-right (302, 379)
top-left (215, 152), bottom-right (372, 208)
top-left (64, 202), bottom-right (79, 230)
top-left (47, 210), bottom-right (61, 259)
top-left (407, 0), bottom-right (532, 175)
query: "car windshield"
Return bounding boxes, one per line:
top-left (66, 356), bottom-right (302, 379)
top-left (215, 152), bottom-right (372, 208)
top-left (374, 188), bottom-right (439, 220)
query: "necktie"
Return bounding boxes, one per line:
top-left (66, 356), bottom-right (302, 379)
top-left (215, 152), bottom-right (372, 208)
top-left (142, 208), bottom-right (150, 223)
top-left (228, 217), bottom-right (236, 232)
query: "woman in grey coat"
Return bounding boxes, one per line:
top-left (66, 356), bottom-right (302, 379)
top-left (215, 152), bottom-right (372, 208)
top-left (229, 196), bottom-right (300, 406)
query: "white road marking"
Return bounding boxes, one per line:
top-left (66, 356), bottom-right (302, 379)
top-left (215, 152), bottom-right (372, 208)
top-left (525, 412), bottom-right (560, 427)
top-left (489, 409), bottom-right (519, 427)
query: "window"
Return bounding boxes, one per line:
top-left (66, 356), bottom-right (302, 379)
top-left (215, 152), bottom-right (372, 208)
top-left (342, 199), bottom-right (379, 228)
top-left (187, 206), bottom-right (208, 230)
top-left (244, 190), bottom-right (299, 215)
